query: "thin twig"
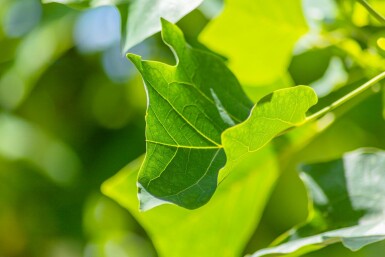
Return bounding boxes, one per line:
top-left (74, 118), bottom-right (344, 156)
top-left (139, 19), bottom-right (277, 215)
top-left (306, 71), bottom-right (385, 122)
top-left (357, 0), bottom-right (385, 25)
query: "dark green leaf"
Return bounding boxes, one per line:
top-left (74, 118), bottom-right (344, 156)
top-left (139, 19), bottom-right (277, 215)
top-left (127, 19), bottom-right (252, 210)
top-left (128, 20), bottom-right (318, 210)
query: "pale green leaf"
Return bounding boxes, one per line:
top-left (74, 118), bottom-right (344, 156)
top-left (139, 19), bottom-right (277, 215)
top-left (251, 148), bottom-right (385, 257)
top-left (42, 0), bottom-right (202, 51)
top-left (102, 146), bottom-right (279, 257)
top-left (222, 86), bottom-right (317, 175)
top-left (0, 114), bottom-right (81, 185)
top-left (41, 0), bottom-right (127, 8)
top-left (128, 20), bottom-right (317, 210)
top-left (123, 0), bottom-right (203, 52)
top-left (200, 0), bottom-right (308, 85)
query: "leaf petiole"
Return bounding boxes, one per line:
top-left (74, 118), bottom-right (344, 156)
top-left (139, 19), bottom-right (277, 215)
top-left (357, 0), bottom-right (385, 25)
top-left (306, 71), bottom-right (385, 122)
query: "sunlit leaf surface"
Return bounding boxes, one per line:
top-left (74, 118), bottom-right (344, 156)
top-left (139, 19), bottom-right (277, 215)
top-left (127, 19), bottom-right (317, 210)
top-left (200, 0), bottom-right (308, 85)
top-left (222, 86), bottom-right (317, 172)
top-left (127, 19), bottom-right (252, 210)
top-left (102, 146), bottom-right (279, 257)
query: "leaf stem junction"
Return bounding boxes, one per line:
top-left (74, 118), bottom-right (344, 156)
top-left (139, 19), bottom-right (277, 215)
top-left (306, 71), bottom-right (385, 122)
top-left (357, 0), bottom-right (385, 25)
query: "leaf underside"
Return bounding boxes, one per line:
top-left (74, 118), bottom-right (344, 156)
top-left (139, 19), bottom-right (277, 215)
top-left (123, 0), bottom-right (204, 52)
top-left (251, 148), bottom-right (385, 257)
top-left (42, 0), bottom-right (203, 51)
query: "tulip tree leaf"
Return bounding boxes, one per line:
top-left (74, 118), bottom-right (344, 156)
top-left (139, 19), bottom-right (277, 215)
top-left (41, 0), bottom-right (127, 9)
top-left (102, 146), bottom-right (279, 257)
top-left (222, 86), bottom-right (317, 173)
top-left (128, 19), bottom-right (318, 210)
top-left (42, 0), bottom-right (202, 51)
top-left (127, 19), bottom-right (253, 210)
top-left (200, 0), bottom-right (308, 85)
top-left (251, 148), bottom-right (385, 257)
top-left (122, 0), bottom-right (203, 52)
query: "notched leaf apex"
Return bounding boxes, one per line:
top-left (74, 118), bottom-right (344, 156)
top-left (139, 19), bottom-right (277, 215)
top-left (160, 18), bottom-right (186, 57)
top-left (126, 53), bottom-right (143, 71)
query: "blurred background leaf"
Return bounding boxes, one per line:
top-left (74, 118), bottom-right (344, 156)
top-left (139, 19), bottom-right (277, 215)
top-left (200, 0), bottom-right (308, 86)
top-left (251, 148), bottom-right (385, 257)
top-left (2, 0), bottom-right (385, 256)
top-left (44, 0), bottom-right (205, 53)
top-left (102, 147), bottom-right (279, 257)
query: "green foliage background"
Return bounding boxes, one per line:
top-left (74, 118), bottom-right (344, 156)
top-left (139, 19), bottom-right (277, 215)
top-left (1, 0), bottom-right (385, 256)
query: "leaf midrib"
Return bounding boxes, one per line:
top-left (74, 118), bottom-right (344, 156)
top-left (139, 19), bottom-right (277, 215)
top-left (147, 148), bottom-right (222, 199)
top-left (146, 78), bottom-right (223, 147)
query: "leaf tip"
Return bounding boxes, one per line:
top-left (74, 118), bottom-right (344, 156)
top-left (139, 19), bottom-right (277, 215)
top-left (160, 18), bottom-right (175, 37)
top-left (160, 17), bottom-right (171, 27)
top-left (159, 18), bottom-right (185, 57)
top-left (297, 85), bottom-right (318, 106)
top-left (126, 53), bottom-right (143, 70)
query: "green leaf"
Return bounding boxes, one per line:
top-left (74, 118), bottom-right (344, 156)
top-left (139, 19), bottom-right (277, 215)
top-left (251, 148), bottom-right (385, 257)
top-left (128, 20), bottom-right (318, 210)
top-left (42, 0), bottom-right (203, 51)
top-left (41, 0), bottom-right (128, 9)
top-left (0, 114), bottom-right (81, 185)
top-left (122, 0), bottom-right (204, 52)
top-left (127, 19), bottom-right (253, 210)
top-left (102, 146), bottom-right (279, 257)
top-left (200, 0), bottom-right (308, 85)
top-left (222, 86), bottom-right (317, 178)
